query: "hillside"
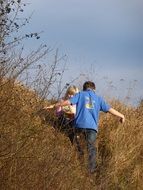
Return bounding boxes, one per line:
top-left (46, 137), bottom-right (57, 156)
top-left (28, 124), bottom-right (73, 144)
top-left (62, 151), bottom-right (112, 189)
top-left (0, 80), bottom-right (143, 190)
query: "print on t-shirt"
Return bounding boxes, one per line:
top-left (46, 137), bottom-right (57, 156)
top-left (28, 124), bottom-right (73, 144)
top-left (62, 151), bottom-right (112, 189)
top-left (85, 96), bottom-right (95, 109)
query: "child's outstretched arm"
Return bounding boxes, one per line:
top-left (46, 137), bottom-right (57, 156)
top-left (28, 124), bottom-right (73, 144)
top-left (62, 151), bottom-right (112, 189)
top-left (108, 108), bottom-right (125, 123)
top-left (43, 100), bottom-right (71, 110)
top-left (55, 100), bottom-right (71, 108)
top-left (43, 104), bottom-right (56, 110)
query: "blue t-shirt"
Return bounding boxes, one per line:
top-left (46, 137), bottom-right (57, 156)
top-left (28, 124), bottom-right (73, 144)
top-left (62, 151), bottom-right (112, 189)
top-left (69, 89), bottom-right (110, 131)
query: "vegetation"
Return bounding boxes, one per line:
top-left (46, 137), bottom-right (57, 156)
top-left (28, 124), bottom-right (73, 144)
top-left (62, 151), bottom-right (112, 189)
top-left (0, 1), bottom-right (143, 190)
top-left (0, 78), bottom-right (143, 190)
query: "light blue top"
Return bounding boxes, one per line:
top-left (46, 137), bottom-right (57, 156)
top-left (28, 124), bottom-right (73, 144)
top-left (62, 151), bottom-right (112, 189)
top-left (69, 89), bottom-right (110, 131)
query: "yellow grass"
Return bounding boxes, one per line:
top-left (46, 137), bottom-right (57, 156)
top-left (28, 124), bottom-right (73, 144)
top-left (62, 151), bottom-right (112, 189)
top-left (0, 80), bottom-right (143, 190)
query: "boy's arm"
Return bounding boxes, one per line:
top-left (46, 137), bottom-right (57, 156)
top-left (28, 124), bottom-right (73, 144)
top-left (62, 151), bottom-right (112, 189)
top-left (44, 104), bottom-right (55, 109)
top-left (55, 100), bottom-right (71, 107)
top-left (44, 100), bottom-right (71, 110)
top-left (108, 108), bottom-right (125, 123)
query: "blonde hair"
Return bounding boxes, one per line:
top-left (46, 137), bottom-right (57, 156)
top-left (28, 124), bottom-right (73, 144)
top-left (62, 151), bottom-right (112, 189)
top-left (64, 85), bottom-right (79, 99)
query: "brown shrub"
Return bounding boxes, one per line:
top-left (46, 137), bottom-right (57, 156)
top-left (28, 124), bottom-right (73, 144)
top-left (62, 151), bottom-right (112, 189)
top-left (0, 81), bottom-right (143, 190)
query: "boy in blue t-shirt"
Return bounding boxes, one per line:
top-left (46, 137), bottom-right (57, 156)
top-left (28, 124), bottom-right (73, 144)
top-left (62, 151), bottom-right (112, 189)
top-left (46, 81), bottom-right (125, 174)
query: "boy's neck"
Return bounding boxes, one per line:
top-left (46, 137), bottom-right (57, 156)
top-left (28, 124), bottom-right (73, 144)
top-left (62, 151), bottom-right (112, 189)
top-left (86, 88), bottom-right (93, 91)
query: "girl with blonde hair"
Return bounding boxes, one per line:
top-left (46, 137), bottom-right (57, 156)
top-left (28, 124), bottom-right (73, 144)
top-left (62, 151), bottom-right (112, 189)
top-left (45, 85), bottom-right (79, 144)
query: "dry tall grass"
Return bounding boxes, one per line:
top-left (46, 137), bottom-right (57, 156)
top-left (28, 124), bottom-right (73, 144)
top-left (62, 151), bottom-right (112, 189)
top-left (0, 80), bottom-right (143, 190)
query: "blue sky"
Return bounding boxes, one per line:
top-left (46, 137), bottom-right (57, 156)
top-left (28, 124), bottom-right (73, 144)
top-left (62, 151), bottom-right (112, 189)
top-left (23, 0), bottom-right (143, 106)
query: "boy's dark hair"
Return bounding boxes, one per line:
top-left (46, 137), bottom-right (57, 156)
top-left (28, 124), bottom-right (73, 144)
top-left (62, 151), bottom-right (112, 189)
top-left (83, 81), bottom-right (96, 91)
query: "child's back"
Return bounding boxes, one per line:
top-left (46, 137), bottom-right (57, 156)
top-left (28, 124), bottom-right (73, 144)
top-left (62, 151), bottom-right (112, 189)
top-left (55, 85), bottom-right (79, 143)
top-left (56, 85), bottom-right (79, 118)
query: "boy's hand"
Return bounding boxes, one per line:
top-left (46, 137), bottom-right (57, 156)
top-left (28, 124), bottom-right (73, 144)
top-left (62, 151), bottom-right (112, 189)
top-left (120, 115), bottom-right (125, 123)
top-left (108, 108), bottom-right (125, 124)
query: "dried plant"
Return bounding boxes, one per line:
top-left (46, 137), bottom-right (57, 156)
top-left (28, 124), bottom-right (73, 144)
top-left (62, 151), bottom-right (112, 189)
top-left (0, 1), bottom-right (143, 190)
